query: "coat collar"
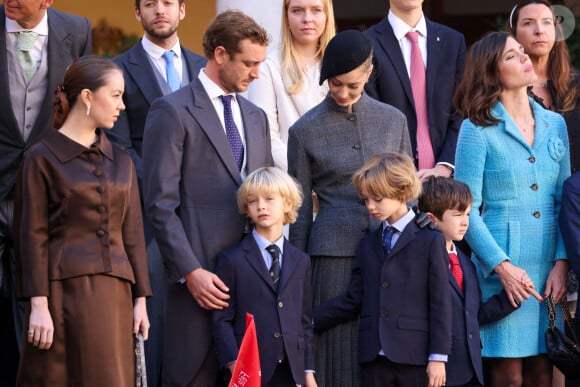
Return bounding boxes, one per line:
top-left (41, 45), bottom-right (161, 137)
top-left (44, 128), bottom-right (114, 163)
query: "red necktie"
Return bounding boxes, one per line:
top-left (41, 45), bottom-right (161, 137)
top-left (406, 31), bottom-right (435, 169)
top-left (448, 252), bottom-right (464, 293)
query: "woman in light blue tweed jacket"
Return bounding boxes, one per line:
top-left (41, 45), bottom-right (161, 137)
top-left (454, 31), bottom-right (570, 386)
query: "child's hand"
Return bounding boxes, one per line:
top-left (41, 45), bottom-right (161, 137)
top-left (426, 360), bottom-right (446, 387)
top-left (304, 371), bottom-right (317, 387)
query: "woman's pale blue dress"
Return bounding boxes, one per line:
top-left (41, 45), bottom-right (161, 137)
top-left (454, 99), bottom-right (570, 357)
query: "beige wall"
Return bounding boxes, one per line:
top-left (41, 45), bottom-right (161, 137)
top-left (52, 0), bottom-right (215, 54)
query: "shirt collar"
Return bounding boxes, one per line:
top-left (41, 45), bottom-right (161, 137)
top-left (6, 11), bottom-right (49, 35)
top-left (141, 35), bottom-right (182, 60)
top-left (447, 242), bottom-right (457, 255)
top-left (388, 9), bottom-right (427, 41)
top-left (44, 129), bottom-right (114, 163)
top-left (198, 68), bottom-right (237, 102)
top-left (383, 207), bottom-right (416, 232)
top-left (252, 228), bottom-right (284, 255)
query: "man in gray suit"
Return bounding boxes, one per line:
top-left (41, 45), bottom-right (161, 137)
top-left (142, 10), bottom-right (273, 387)
top-left (0, 0), bottom-right (91, 384)
top-left (107, 2), bottom-right (205, 385)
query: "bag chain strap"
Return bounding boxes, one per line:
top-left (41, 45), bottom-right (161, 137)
top-left (547, 295), bottom-right (579, 344)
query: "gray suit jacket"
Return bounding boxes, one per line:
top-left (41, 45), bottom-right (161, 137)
top-left (288, 93), bottom-right (411, 257)
top-left (142, 77), bottom-right (273, 382)
top-left (0, 7), bottom-right (91, 201)
top-left (108, 41), bottom-right (206, 180)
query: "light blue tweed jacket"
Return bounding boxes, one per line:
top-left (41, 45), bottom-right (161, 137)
top-left (454, 98), bottom-right (570, 357)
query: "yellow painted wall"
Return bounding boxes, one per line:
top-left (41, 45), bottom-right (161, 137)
top-left (52, 0), bottom-right (215, 54)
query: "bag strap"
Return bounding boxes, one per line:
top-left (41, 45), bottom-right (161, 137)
top-left (547, 295), bottom-right (579, 343)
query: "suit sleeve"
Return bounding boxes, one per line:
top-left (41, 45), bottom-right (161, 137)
top-left (142, 97), bottom-right (202, 281)
top-left (428, 233), bottom-right (452, 355)
top-left (123, 160), bottom-right (151, 297)
top-left (553, 116), bottom-right (571, 261)
top-left (313, 247), bottom-right (363, 330)
top-left (560, 175), bottom-right (580, 277)
top-left (211, 252), bottom-right (239, 368)
top-left (78, 16), bottom-right (92, 56)
top-left (288, 126), bottom-right (313, 252)
top-left (477, 288), bottom-right (516, 326)
top-left (435, 34), bottom-right (466, 165)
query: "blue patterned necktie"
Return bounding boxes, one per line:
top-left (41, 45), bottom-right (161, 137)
top-left (219, 95), bottom-right (245, 171)
top-left (382, 225), bottom-right (397, 256)
top-left (266, 244), bottom-right (281, 290)
top-left (16, 31), bottom-right (39, 83)
top-left (162, 51), bottom-right (180, 92)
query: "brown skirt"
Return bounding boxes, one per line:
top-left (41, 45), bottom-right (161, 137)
top-left (17, 274), bottom-right (134, 387)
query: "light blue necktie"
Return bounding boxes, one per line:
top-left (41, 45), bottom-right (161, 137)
top-left (16, 31), bottom-right (39, 83)
top-left (162, 51), bottom-right (180, 92)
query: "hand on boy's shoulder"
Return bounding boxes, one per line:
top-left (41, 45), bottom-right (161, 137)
top-left (415, 211), bottom-right (436, 230)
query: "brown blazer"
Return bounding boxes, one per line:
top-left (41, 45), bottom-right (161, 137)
top-left (15, 129), bottom-right (151, 298)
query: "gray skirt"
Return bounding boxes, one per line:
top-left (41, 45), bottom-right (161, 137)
top-left (312, 256), bottom-right (361, 387)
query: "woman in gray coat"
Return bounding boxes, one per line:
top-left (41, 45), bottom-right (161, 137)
top-left (288, 30), bottom-right (412, 387)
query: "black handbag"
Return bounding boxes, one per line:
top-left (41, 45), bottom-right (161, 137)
top-left (135, 333), bottom-right (148, 387)
top-left (545, 295), bottom-right (580, 378)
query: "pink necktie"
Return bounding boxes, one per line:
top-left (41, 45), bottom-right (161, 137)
top-left (406, 31), bottom-right (435, 169)
top-left (448, 252), bottom-right (464, 293)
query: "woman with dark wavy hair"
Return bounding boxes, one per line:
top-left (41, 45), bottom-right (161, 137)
top-left (508, 0), bottom-right (580, 172)
top-left (454, 32), bottom-right (570, 387)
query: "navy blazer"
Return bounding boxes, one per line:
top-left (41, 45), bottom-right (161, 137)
top-left (363, 16), bottom-right (466, 166)
top-left (0, 7), bottom-right (91, 201)
top-left (212, 234), bottom-right (314, 384)
top-left (446, 249), bottom-right (515, 386)
top-left (559, 172), bottom-right (580, 323)
top-left (314, 219), bottom-right (452, 366)
top-left (109, 41), bottom-right (206, 181)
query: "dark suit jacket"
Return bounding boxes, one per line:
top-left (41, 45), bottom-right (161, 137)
top-left (108, 41), bottom-right (206, 180)
top-left (212, 234), bottom-right (314, 384)
top-left (142, 77), bottom-right (273, 383)
top-left (559, 172), bottom-right (580, 323)
top-left (314, 219), bottom-right (452, 366)
top-left (364, 16), bottom-right (466, 166)
top-left (0, 6), bottom-right (91, 202)
top-left (446, 249), bottom-right (515, 386)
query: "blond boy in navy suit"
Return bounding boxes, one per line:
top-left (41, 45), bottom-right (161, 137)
top-left (212, 167), bottom-right (316, 387)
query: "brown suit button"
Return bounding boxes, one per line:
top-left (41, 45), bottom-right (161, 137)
top-left (97, 186), bottom-right (104, 193)
top-left (273, 332), bottom-right (281, 338)
top-left (97, 205), bottom-right (106, 213)
top-left (94, 169), bottom-right (103, 177)
top-left (533, 211), bottom-right (541, 218)
top-left (382, 281), bottom-right (389, 288)
top-left (96, 229), bottom-right (105, 237)
top-left (531, 184), bottom-right (538, 191)
top-left (278, 301), bottom-right (283, 308)
top-left (528, 156), bottom-right (536, 163)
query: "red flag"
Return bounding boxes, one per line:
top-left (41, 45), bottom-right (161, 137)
top-left (229, 313), bottom-right (261, 387)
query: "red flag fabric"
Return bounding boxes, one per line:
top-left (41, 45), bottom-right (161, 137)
top-left (229, 313), bottom-right (261, 387)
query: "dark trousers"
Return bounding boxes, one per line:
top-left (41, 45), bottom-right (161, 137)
top-left (361, 356), bottom-right (428, 387)
top-left (263, 360), bottom-right (295, 387)
top-left (0, 198), bottom-right (22, 387)
top-left (447, 377), bottom-right (482, 387)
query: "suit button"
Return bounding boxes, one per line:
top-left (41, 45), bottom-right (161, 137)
top-left (353, 143), bottom-right (361, 149)
top-left (94, 169), bottom-right (103, 177)
top-left (528, 156), bottom-right (536, 163)
top-left (533, 211), bottom-right (541, 218)
top-left (531, 183), bottom-right (538, 191)
top-left (273, 332), bottom-right (281, 338)
top-left (97, 205), bottom-right (105, 213)
top-left (97, 186), bottom-right (104, 193)
top-left (468, 333), bottom-right (473, 339)
top-left (96, 229), bottom-right (105, 237)
top-left (278, 301), bottom-right (283, 308)
top-left (382, 281), bottom-right (389, 288)
top-left (380, 311), bottom-right (387, 318)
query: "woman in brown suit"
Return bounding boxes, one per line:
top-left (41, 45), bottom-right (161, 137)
top-left (15, 56), bottom-right (151, 387)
